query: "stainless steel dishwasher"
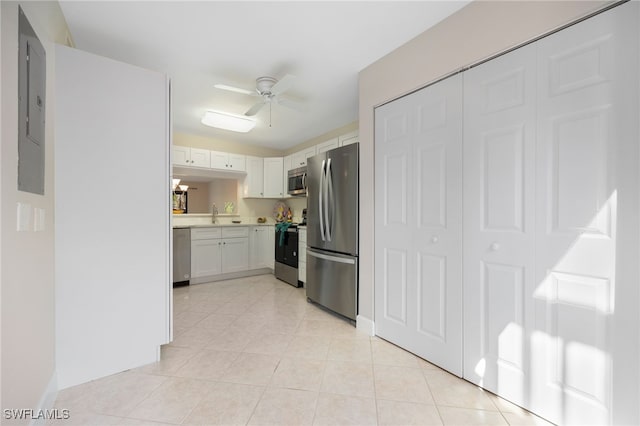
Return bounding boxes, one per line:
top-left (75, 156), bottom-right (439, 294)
top-left (173, 227), bottom-right (190, 286)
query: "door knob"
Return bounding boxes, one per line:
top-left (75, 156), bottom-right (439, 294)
top-left (490, 242), bottom-right (500, 251)
top-left (431, 236), bottom-right (439, 243)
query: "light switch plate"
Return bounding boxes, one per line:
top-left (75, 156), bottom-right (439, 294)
top-left (34, 207), bottom-right (45, 232)
top-left (17, 202), bottom-right (32, 231)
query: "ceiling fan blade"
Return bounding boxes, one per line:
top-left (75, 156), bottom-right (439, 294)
top-left (245, 101), bottom-right (266, 116)
top-left (277, 96), bottom-right (306, 112)
top-left (270, 74), bottom-right (296, 95)
top-left (214, 84), bottom-right (256, 96)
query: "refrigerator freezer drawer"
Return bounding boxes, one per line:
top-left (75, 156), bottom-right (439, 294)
top-left (306, 248), bottom-right (357, 321)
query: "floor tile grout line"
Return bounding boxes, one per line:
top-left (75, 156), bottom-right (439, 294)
top-left (370, 336), bottom-right (382, 426)
top-left (419, 362), bottom-right (445, 425)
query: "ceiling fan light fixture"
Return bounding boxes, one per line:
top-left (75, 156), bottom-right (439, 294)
top-left (201, 110), bottom-right (256, 133)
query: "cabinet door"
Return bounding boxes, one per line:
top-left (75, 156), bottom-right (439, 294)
top-left (191, 239), bottom-right (222, 277)
top-left (316, 138), bottom-right (339, 154)
top-left (263, 157), bottom-right (284, 198)
top-left (173, 146), bottom-right (191, 166)
top-left (249, 226), bottom-right (272, 269)
top-left (222, 238), bottom-right (249, 273)
top-left (339, 131), bottom-right (359, 147)
top-left (210, 151), bottom-right (228, 170)
top-left (249, 226), bottom-right (261, 269)
top-left (244, 156), bottom-right (264, 197)
top-left (291, 146), bottom-right (316, 167)
top-left (266, 226), bottom-right (275, 269)
top-left (228, 153), bottom-right (246, 172)
top-left (282, 154), bottom-right (293, 198)
top-left (190, 148), bottom-right (210, 168)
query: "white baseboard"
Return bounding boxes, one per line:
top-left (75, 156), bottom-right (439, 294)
top-left (30, 372), bottom-right (58, 426)
top-left (356, 315), bottom-right (375, 336)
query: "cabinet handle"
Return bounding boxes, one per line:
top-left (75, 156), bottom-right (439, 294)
top-left (490, 242), bottom-right (500, 251)
top-left (431, 236), bottom-right (439, 243)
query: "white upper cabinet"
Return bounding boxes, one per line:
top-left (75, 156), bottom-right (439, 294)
top-left (339, 130), bottom-right (359, 147)
top-left (210, 150), bottom-right (246, 172)
top-left (244, 156), bottom-right (264, 197)
top-left (282, 154), bottom-right (293, 198)
top-left (316, 137), bottom-right (339, 153)
top-left (228, 153), bottom-right (246, 171)
top-left (291, 146), bottom-right (317, 168)
top-left (244, 156), bottom-right (284, 199)
top-left (173, 146), bottom-right (210, 168)
top-left (263, 157), bottom-right (284, 198)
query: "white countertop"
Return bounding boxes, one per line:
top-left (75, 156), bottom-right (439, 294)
top-left (172, 213), bottom-right (303, 228)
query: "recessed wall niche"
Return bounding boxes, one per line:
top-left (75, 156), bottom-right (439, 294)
top-left (177, 179), bottom-right (238, 214)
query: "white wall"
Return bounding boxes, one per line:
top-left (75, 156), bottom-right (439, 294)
top-left (55, 45), bottom-right (170, 389)
top-left (1, 1), bottom-right (71, 420)
top-left (358, 0), bottom-right (611, 323)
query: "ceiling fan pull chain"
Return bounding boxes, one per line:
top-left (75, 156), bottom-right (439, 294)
top-left (269, 102), bottom-right (272, 128)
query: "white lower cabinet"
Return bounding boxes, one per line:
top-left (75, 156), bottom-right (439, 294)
top-left (220, 237), bottom-right (248, 273)
top-left (249, 225), bottom-right (275, 270)
top-left (191, 239), bottom-right (223, 277)
top-left (298, 227), bottom-right (307, 284)
top-left (191, 226), bottom-right (249, 280)
top-left (191, 228), bottom-right (223, 278)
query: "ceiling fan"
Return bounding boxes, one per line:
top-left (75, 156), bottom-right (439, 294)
top-left (214, 74), bottom-right (304, 118)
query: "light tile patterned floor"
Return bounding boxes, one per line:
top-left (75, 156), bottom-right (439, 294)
top-left (50, 274), bottom-right (552, 425)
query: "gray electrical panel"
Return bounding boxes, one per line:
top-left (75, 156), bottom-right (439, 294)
top-left (18, 7), bottom-right (46, 195)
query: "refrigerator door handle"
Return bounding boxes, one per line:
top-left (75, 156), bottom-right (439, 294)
top-left (326, 158), bottom-right (333, 242)
top-left (318, 159), bottom-right (326, 241)
top-left (307, 248), bottom-right (356, 265)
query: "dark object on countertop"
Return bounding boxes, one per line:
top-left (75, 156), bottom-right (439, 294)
top-left (232, 220), bottom-right (241, 223)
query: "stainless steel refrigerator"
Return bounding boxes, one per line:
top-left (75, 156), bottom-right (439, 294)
top-left (306, 143), bottom-right (358, 320)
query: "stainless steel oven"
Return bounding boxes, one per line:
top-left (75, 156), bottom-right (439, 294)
top-left (274, 224), bottom-right (300, 287)
top-left (287, 166), bottom-right (307, 196)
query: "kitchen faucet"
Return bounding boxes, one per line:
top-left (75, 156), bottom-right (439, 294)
top-left (212, 203), bottom-right (218, 223)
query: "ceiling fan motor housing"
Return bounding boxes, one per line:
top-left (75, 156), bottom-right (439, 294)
top-left (256, 76), bottom-right (277, 95)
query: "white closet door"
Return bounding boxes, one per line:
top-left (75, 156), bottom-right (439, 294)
top-left (532, 3), bottom-right (638, 425)
top-left (463, 43), bottom-right (537, 407)
top-left (375, 74), bottom-right (463, 376)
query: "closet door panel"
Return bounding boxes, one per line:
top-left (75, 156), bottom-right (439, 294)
top-left (463, 43), bottom-right (537, 408)
top-left (375, 73), bottom-right (463, 376)
top-left (376, 94), bottom-right (415, 338)
top-left (533, 3), bottom-right (639, 424)
top-left (412, 74), bottom-right (463, 376)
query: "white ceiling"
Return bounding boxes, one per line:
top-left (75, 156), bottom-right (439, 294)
top-left (58, 1), bottom-right (470, 150)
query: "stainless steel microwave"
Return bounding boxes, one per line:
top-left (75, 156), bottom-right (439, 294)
top-left (287, 166), bottom-right (307, 196)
